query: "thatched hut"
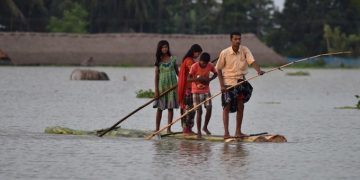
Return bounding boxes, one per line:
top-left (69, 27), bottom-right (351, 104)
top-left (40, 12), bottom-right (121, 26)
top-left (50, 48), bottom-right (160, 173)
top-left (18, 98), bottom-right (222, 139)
top-left (0, 32), bottom-right (285, 66)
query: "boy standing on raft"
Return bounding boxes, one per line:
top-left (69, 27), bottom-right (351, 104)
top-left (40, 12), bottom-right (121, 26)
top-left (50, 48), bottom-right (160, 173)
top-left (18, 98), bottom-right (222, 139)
top-left (215, 32), bottom-right (265, 139)
top-left (189, 52), bottom-right (218, 139)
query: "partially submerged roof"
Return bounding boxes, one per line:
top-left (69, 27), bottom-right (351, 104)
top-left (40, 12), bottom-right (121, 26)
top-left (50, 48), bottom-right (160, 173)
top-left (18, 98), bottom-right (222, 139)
top-left (0, 32), bottom-right (285, 66)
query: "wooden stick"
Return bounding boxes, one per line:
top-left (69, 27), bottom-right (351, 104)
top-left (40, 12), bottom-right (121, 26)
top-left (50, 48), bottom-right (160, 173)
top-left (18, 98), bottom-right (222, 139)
top-left (98, 57), bottom-right (220, 137)
top-left (97, 85), bottom-right (177, 137)
top-left (145, 51), bottom-right (351, 140)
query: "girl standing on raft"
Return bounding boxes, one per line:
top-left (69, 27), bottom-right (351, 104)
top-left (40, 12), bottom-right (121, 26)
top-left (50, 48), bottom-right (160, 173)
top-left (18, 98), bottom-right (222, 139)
top-left (153, 40), bottom-right (179, 133)
top-left (177, 44), bottom-right (203, 134)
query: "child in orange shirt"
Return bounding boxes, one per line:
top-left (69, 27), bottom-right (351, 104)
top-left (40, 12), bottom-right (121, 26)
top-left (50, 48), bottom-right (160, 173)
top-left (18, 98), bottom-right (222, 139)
top-left (188, 52), bottom-right (218, 139)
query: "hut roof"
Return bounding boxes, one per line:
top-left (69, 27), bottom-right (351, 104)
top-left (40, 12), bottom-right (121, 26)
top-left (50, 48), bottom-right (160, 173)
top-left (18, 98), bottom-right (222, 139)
top-left (0, 32), bottom-right (285, 66)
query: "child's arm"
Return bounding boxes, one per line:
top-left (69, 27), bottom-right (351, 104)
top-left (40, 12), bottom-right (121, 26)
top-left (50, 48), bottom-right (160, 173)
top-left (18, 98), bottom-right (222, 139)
top-left (209, 71), bottom-right (218, 82)
top-left (154, 66), bottom-right (160, 97)
top-left (174, 63), bottom-right (179, 76)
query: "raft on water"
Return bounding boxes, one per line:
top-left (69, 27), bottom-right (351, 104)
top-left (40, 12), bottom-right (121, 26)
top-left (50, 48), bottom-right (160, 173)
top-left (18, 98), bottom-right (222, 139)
top-left (44, 126), bottom-right (287, 143)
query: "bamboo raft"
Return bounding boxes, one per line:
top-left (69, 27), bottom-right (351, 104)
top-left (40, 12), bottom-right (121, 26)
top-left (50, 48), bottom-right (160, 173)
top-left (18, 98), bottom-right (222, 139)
top-left (45, 126), bottom-right (287, 143)
top-left (162, 133), bottom-right (287, 143)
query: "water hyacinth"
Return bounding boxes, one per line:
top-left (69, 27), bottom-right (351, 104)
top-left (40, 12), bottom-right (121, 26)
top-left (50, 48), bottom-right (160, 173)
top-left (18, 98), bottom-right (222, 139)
top-left (136, 89), bottom-right (155, 98)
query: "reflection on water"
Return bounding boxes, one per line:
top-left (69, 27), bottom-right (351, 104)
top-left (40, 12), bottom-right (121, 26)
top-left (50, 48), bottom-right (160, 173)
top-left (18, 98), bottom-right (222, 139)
top-left (154, 140), bottom-right (213, 166)
top-left (221, 143), bottom-right (248, 171)
top-left (0, 67), bottom-right (360, 179)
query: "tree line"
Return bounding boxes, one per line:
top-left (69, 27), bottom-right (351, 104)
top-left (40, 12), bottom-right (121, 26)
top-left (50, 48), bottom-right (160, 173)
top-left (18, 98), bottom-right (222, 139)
top-left (0, 0), bottom-right (359, 57)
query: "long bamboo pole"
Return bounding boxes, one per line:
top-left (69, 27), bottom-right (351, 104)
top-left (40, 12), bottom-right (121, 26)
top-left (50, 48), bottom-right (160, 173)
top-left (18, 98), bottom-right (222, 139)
top-left (145, 51), bottom-right (351, 140)
top-left (97, 85), bottom-right (177, 136)
top-left (97, 57), bottom-right (219, 137)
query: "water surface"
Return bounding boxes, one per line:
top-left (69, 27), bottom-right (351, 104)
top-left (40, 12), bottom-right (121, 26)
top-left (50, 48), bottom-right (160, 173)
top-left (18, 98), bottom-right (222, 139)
top-left (0, 67), bottom-right (359, 180)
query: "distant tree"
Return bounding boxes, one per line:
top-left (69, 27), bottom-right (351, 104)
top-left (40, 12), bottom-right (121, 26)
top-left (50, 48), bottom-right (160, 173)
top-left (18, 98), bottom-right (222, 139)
top-left (267, 0), bottom-right (360, 57)
top-left (217, 0), bottom-right (275, 37)
top-left (47, 2), bottom-right (88, 33)
top-left (324, 24), bottom-right (360, 56)
top-left (0, 0), bottom-right (48, 31)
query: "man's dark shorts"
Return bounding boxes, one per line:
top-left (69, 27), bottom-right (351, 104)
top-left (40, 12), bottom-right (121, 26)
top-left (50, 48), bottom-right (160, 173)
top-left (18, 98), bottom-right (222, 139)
top-left (221, 80), bottom-right (253, 113)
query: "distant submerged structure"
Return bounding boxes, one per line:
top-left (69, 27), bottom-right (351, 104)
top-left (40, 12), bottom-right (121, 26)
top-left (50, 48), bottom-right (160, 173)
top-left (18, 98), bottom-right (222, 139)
top-left (70, 69), bottom-right (109, 80)
top-left (0, 32), bottom-right (286, 66)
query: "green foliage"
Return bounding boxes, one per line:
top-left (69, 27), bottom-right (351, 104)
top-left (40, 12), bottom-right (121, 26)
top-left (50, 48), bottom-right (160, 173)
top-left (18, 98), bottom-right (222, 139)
top-left (336, 95), bottom-right (360, 109)
top-left (47, 2), bottom-right (88, 33)
top-left (324, 24), bottom-right (360, 56)
top-left (267, 0), bottom-right (360, 57)
top-left (2, 0), bottom-right (360, 58)
top-left (356, 95), bottom-right (360, 109)
top-left (136, 89), bottom-right (155, 98)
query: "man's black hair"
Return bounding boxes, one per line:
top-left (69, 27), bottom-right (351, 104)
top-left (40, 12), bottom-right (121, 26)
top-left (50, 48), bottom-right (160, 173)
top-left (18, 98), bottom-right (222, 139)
top-left (230, 32), bottom-right (242, 39)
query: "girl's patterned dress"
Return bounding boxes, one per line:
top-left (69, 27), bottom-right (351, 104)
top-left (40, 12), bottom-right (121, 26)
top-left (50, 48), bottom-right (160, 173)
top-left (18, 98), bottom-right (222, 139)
top-left (153, 56), bottom-right (179, 110)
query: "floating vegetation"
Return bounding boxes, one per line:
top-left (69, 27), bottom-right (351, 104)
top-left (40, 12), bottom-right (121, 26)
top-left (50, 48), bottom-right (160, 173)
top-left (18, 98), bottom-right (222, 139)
top-left (45, 126), bottom-right (151, 137)
top-left (261, 102), bottom-right (281, 104)
top-left (335, 95), bottom-right (360, 110)
top-left (44, 126), bottom-right (89, 135)
top-left (286, 71), bottom-right (310, 76)
top-left (136, 89), bottom-right (155, 98)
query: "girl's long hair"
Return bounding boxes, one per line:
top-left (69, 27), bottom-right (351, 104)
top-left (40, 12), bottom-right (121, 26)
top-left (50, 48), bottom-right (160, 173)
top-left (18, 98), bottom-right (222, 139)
top-left (182, 44), bottom-right (202, 62)
top-left (155, 40), bottom-right (172, 66)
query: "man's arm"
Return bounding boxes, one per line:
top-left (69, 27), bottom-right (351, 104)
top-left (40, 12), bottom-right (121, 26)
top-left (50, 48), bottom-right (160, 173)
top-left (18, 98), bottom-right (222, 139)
top-left (217, 69), bottom-right (226, 92)
top-left (251, 61), bottom-right (265, 75)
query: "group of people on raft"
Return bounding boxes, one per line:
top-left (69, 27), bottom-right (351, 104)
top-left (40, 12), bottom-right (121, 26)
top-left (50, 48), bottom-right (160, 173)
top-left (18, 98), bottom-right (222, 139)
top-left (153, 32), bottom-right (265, 139)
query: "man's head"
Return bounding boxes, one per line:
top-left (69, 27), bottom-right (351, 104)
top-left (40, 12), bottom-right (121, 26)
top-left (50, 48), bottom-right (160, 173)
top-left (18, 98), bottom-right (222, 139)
top-left (230, 32), bottom-right (241, 48)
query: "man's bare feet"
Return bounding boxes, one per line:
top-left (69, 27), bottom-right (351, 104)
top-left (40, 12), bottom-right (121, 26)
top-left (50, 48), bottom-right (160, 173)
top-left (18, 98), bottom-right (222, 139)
top-left (202, 128), bottom-right (211, 135)
top-left (234, 133), bottom-right (248, 138)
top-left (224, 134), bottom-right (231, 140)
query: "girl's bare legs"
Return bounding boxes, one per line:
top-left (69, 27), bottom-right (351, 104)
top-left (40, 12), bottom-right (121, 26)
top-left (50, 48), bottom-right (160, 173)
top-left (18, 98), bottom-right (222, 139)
top-left (155, 109), bottom-right (162, 131)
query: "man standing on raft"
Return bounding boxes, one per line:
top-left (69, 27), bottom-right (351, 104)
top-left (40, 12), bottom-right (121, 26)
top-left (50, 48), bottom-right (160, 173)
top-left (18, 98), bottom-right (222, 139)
top-left (215, 32), bottom-right (265, 139)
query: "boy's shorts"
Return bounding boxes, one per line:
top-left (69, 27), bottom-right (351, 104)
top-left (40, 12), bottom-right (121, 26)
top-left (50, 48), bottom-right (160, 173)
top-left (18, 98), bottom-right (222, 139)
top-left (192, 92), bottom-right (212, 109)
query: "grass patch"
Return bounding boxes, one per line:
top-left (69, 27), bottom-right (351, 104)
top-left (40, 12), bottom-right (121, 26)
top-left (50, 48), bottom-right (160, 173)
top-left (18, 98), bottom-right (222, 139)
top-left (136, 89), bottom-right (155, 98)
top-left (261, 102), bottom-right (281, 104)
top-left (286, 71), bottom-right (310, 76)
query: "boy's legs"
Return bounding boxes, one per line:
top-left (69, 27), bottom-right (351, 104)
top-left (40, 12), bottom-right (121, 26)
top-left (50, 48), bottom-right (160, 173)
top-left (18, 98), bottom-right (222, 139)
top-left (193, 93), bottom-right (203, 138)
top-left (196, 108), bottom-right (202, 138)
top-left (203, 105), bottom-right (212, 135)
top-left (203, 93), bottom-right (212, 135)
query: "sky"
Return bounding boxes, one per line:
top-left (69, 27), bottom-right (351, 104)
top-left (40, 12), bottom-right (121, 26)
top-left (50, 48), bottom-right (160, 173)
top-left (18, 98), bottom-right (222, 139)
top-left (273, 0), bottom-right (285, 11)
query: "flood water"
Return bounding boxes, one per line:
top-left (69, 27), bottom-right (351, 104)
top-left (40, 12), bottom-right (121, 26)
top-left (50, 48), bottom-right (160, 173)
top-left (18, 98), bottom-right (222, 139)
top-left (0, 66), bottom-right (359, 180)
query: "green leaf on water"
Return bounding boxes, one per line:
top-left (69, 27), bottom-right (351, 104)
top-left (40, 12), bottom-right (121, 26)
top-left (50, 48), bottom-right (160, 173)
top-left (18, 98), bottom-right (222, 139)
top-left (136, 89), bottom-right (155, 98)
